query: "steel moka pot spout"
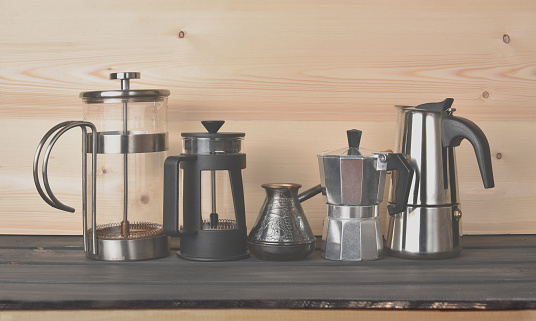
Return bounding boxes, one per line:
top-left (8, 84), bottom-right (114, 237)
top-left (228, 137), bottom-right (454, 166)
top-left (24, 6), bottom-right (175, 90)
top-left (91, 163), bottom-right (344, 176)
top-left (385, 98), bottom-right (495, 259)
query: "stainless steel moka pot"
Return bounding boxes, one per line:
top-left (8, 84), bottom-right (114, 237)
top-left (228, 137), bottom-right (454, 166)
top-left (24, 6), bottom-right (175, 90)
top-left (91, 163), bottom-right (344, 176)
top-left (318, 130), bottom-right (414, 261)
top-left (33, 72), bottom-right (171, 261)
top-left (385, 98), bottom-right (495, 259)
top-left (163, 121), bottom-right (249, 261)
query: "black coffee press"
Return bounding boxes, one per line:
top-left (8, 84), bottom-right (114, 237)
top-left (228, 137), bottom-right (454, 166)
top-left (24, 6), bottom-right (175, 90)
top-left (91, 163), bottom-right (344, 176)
top-left (163, 121), bottom-right (249, 261)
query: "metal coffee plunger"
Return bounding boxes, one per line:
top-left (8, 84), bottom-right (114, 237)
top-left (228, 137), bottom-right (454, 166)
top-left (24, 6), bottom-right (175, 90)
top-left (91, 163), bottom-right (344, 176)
top-left (33, 72), bottom-right (171, 261)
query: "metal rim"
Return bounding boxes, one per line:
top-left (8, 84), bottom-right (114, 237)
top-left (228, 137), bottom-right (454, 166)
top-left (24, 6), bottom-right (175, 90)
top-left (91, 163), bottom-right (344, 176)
top-left (80, 89), bottom-right (170, 100)
top-left (86, 132), bottom-right (169, 154)
top-left (181, 132), bottom-right (245, 138)
top-left (261, 183), bottom-right (302, 190)
top-left (85, 234), bottom-right (170, 261)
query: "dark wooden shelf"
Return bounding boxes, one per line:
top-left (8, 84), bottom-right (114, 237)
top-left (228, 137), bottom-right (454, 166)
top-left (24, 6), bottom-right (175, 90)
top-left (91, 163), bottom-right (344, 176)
top-left (1, 235), bottom-right (535, 310)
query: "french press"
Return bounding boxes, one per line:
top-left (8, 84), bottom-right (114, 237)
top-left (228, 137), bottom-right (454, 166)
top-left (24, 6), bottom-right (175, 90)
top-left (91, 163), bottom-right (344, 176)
top-left (163, 121), bottom-right (249, 261)
top-left (33, 72), bottom-right (171, 261)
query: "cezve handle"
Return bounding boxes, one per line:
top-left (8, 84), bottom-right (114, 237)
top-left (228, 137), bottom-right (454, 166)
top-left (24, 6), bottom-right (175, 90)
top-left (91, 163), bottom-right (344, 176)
top-left (386, 153), bottom-right (414, 215)
top-left (163, 155), bottom-right (198, 237)
top-left (442, 115), bottom-right (495, 189)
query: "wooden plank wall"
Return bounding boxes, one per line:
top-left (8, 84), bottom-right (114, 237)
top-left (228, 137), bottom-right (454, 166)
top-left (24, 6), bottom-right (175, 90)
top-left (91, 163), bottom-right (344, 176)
top-left (1, 0), bottom-right (535, 235)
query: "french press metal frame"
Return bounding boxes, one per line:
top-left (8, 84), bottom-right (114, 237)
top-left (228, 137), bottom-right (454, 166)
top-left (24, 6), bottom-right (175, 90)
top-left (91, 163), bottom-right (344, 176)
top-left (33, 72), bottom-right (170, 261)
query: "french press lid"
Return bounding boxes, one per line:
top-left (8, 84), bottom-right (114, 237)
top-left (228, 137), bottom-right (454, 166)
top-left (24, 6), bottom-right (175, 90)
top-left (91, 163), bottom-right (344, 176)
top-left (79, 72), bottom-right (170, 103)
top-left (182, 121), bottom-right (245, 154)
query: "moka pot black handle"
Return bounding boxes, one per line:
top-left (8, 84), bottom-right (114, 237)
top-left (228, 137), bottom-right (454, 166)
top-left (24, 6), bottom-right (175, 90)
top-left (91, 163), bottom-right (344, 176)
top-left (386, 153), bottom-right (414, 215)
top-left (442, 115), bottom-right (495, 189)
top-left (163, 154), bottom-right (198, 237)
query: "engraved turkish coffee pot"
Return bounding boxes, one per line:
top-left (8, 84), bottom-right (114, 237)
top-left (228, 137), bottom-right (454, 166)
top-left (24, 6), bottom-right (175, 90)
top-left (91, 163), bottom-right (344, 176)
top-left (247, 183), bottom-right (320, 260)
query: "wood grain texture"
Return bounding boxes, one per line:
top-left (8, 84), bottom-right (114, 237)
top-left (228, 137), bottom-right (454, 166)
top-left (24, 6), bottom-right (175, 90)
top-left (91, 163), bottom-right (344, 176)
top-left (1, 0), bottom-right (536, 235)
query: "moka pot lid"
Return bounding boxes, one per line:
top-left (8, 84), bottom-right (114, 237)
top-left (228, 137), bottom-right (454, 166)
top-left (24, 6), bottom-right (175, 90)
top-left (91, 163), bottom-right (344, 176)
top-left (318, 129), bottom-right (385, 159)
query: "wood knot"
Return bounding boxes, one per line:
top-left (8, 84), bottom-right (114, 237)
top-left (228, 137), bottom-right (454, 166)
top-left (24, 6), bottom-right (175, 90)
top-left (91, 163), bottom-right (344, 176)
top-left (140, 194), bottom-right (150, 204)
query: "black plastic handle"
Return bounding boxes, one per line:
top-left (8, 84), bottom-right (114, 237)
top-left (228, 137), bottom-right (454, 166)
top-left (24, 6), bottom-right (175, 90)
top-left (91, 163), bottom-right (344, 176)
top-left (163, 154), bottom-right (198, 237)
top-left (442, 115), bottom-right (495, 189)
top-left (386, 153), bottom-right (414, 215)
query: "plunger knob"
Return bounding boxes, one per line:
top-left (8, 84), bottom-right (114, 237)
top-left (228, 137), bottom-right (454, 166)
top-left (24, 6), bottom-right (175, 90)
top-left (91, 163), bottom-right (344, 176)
top-left (110, 72), bottom-right (141, 90)
top-left (202, 120), bottom-right (225, 133)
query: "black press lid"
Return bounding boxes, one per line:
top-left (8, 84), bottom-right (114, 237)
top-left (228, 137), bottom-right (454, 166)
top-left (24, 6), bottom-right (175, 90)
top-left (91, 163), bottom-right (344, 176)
top-left (181, 121), bottom-right (245, 139)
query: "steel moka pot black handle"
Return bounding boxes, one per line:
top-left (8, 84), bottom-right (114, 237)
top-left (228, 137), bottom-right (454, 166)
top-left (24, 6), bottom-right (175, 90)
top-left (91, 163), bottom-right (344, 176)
top-left (163, 155), bottom-right (198, 237)
top-left (415, 98), bottom-right (494, 189)
top-left (442, 115), bottom-right (495, 189)
top-left (386, 153), bottom-right (414, 215)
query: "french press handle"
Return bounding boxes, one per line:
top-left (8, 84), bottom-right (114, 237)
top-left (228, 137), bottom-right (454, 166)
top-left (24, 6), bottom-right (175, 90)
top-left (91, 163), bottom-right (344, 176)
top-left (33, 121), bottom-right (98, 254)
top-left (386, 153), bottom-right (414, 215)
top-left (163, 155), bottom-right (198, 237)
top-left (33, 121), bottom-right (97, 213)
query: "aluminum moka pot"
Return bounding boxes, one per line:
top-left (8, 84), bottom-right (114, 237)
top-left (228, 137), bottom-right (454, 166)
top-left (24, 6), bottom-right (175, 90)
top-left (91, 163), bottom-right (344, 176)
top-left (163, 121), bottom-right (249, 261)
top-left (318, 129), bottom-right (414, 261)
top-left (33, 72), bottom-right (171, 261)
top-left (385, 98), bottom-right (494, 259)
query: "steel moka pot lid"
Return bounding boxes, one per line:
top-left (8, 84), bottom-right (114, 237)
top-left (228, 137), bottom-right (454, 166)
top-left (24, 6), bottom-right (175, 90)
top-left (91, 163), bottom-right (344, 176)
top-left (317, 129), bottom-right (390, 207)
top-left (80, 72), bottom-right (170, 103)
top-left (318, 129), bottom-right (381, 158)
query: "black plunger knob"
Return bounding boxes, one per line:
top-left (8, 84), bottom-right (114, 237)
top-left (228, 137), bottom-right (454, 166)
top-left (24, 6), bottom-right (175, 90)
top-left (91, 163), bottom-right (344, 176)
top-left (202, 121), bottom-right (225, 133)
